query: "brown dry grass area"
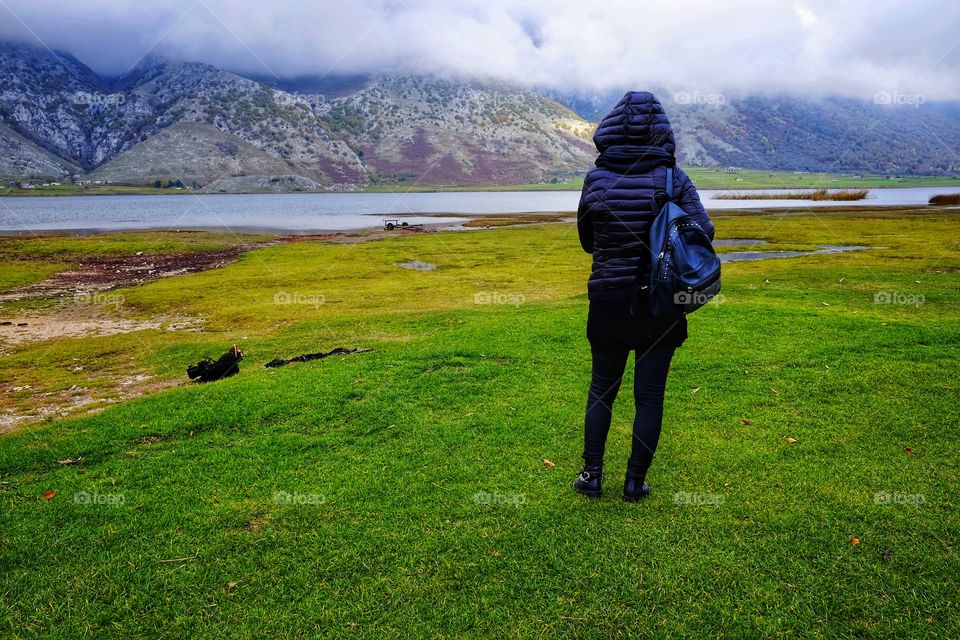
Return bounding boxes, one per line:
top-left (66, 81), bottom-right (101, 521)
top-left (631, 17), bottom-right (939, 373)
top-left (0, 245), bottom-right (264, 303)
top-left (460, 212), bottom-right (571, 227)
top-left (929, 193), bottom-right (960, 205)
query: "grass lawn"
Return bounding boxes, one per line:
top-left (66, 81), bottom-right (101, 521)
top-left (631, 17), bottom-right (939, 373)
top-left (1, 207), bottom-right (959, 637)
top-left (8, 168), bottom-right (957, 197)
top-left (682, 168), bottom-right (960, 190)
top-left (360, 169), bottom-right (960, 192)
top-left (0, 184), bottom-right (194, 197)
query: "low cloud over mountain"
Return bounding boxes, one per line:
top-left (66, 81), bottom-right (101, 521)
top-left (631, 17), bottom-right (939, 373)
top-left (1, 0), bottom-right (958, 100)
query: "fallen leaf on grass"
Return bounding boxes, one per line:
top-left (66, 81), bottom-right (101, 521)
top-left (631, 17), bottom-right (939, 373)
top-left (739, 419), bottom-right (751, 426)
top-left (57, 458), bottom-right (82, 465)
top-left (691, 387), bottom-right (701, 394)
top-left (771, 388), bottom-right (780, 396)
top-left (904, 447), bottom-right (913, 455)
top-left (821, 302), bottom-right (830, 306)
top-left (543, 459), bottom-right (556, 468)
top-left (785, 437), bottom-right (798, 443)
top-left (42, 491), bottom-right (56, 500)
top-left (849, 536), bottom-right (861, 545)
top-left (491, 550), bottom-right (502, 557)
top-left (158, 553), bottom-right (199, 563)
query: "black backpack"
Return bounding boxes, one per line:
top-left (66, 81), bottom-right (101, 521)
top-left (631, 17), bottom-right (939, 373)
top-left (641, 167), bottom-right (721, 319)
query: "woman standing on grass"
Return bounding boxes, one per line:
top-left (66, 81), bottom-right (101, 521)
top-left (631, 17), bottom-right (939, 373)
top-left (573, 91), bottom-right (714, 501)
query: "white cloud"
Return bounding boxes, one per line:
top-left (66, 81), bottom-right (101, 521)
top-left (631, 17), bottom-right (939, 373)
top-left (1, 0), bottom-right (958, 99)
top-left (793, 3), bottom-right (821, 28)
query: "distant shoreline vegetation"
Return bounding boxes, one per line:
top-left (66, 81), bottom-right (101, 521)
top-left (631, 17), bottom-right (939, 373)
top-left (4, 170), bottom-right (960, 197)
top-left (714, 189), bottom-right (869, 201)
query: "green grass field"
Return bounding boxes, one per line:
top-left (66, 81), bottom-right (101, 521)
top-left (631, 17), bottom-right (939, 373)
top-left (0, 184), bottom-right (195, 197)
top-left (1, 207), bottom-right (959, 637)
top-left (682, 168), bottom-right (960, 190)
top-left (6, 168), bottom-right (960, 197)
top-left (362, 169), bottom-right (960, 192)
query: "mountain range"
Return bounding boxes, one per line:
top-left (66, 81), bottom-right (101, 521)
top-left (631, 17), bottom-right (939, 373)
top-left (1, 41), bottom-right (959, 190)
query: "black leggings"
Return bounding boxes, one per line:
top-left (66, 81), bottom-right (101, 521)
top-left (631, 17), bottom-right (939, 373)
top-left (582, 344), bottom-right (675, 478)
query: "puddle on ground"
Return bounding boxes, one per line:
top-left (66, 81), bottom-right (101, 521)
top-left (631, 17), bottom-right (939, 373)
top-left (394, 261), bottom-right (437, 271)
top-left (720, 245), bottom-right (872, 263)
top-left (713, 239), bottom-right (770, 247)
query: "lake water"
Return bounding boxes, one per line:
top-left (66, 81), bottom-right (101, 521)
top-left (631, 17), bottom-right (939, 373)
top-left (1, 186), bottom-right (958, 234)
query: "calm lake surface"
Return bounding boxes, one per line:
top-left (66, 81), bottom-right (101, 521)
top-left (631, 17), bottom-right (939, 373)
top-left (1, 187), bottom-right (959, 234)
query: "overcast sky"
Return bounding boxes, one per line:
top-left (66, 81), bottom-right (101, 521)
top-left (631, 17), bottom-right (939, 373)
top-left (1, 0), bottom-right (958, 99)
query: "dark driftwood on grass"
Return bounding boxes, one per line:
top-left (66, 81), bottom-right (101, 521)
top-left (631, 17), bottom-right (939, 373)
top-left (187, 345), bottom-right (244, 382)
top-left (264, 347), bottom-right (372, 368)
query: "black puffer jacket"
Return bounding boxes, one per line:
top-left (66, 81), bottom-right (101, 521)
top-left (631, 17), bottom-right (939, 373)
top-left (577, 91), bottom-right (714, 301)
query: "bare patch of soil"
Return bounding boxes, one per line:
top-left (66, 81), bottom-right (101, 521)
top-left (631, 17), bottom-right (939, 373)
top-left (0, 373), bottom-right (182, 435)
top-left (0, 307), bottom-right (204, 345)
top-left (1, 315), bottom-right (161, 345)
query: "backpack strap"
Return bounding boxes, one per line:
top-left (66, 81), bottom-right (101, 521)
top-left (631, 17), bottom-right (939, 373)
top-left (665, 166), bottom-right (674, 199)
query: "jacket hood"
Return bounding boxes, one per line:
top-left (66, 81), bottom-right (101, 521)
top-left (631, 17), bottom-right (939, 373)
top-left (594, 145), bottom-right (675, 174)
top-left (593, 91), bottom-right (676, 156)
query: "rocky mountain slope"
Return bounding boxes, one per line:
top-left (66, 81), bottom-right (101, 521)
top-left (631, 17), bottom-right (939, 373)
top-left (323, 76), bottom-right (594, 185)
top-left (0, 42), bottom-right (594, 188)
top-left (550, 89), bottom-right (960, 175)
top-left (0, 121), bottom-right (79, 179)
top-left (2, 41), bottom-right (959, 188)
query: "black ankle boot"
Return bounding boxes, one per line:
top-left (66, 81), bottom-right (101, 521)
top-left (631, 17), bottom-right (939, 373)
top-left (572, 464), bottom-right (603, 498)
top-left (623, 474), bottom-right (650, 502)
